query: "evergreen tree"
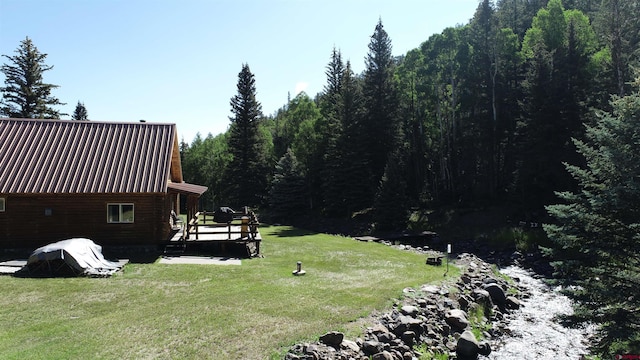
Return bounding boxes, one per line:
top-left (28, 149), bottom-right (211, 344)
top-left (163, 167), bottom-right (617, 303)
top-left (515, 0), bottom-right (598, 212)
top-left (373, 147), bottom-right (409, 231)
top-left (338, 61), bottom-right (371, 214)
top-left (269, 148), bottom-right (307, 219)
top-left (1, 37), bottom-right (65, 118)
top-left (71, 101), bottom-right (89, 120)
top-left (593, 0), bottom-right (640, 97)
top-left (226, 63), bottom-right (268, 207)
top-left (322, 47), bottom-right (344, 104)
top-left (544, 77), bottom-right (640, 356)
top-left (321, 48), bottom-right (347, 216)
top-left (363, 19), bottom-right (401, 188)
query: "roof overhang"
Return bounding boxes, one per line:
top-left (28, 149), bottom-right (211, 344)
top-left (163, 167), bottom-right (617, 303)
top-left (167, 182), bottom-right (208, 196)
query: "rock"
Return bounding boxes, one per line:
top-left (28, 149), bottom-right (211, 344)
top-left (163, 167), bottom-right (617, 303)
top-left (483, 283), bottom-right (507, 310)
top-left (303, 343), bottom-right (320, 360)
top-left (445, 309), bottom-right (470, 332)
top-left (319, 331), bottom-right (344, 348)
top-left (372, 350), bottom-right (394, 360)
top-left (445, 338), bottom-right (458, 351)
top-left (420, 284), bottom-right (440, 294)
top-left (506, 296), bottom-right (521, 310)
top-left (284, 352), bottom-right (301, 360)
top-left (371, 323), bottom-right (391, 335)
top-left (478, 341), bottom-right (492, 356)
top-left (400, 305), bottom-right (420, 317)
top-left (482, 277), bottom-right (497, 285)
top-left (472, 289), bottom-right (492, 303)
top-left (393, 315), bottom-right (423, 335)
top-left (362, 340), bottom-right (383, 355)
top-left (376, 330), bottom-right (396, 344)
top-left (341, 339), bottom-right (360, 352)
top-left (401, 331), bottom-right (416, 347)
top-left (460, 274), bottom-right (472, 284)
top-left (456, 330), bottom-right (492, 360)
top-left (458, 295), bottom-right (471, 310)
top-left (456, 330), bottom-right (480, 360)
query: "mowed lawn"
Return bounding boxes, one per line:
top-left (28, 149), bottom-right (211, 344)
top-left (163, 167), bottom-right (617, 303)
top-left (0, 226), bottom-right (456, 360)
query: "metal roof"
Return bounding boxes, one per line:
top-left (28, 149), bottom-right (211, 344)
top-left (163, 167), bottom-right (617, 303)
top-left (0, 118), bottom-right (183, 194)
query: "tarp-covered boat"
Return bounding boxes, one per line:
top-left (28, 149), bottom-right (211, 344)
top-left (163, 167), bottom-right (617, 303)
top-left (23, 238), bottom-right (123, 277)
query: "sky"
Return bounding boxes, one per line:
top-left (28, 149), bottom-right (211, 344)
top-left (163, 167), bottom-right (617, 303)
top-left (0, 0), bottom-right (480, 143)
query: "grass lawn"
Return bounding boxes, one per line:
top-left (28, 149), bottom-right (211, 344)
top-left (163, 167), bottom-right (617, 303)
top-left (0, 226), bottom-right (457, 360)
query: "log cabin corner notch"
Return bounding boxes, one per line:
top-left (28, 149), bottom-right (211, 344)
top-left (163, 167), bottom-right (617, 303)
top-left (0, 118), bottom-right (207, 249)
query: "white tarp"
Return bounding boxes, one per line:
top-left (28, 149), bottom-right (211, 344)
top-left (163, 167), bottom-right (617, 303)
top-left (25, 238), bottom-right (122, 277)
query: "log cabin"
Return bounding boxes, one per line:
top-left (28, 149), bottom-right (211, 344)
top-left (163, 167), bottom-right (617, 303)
top-left (0, 118), bottom-right (207, 250)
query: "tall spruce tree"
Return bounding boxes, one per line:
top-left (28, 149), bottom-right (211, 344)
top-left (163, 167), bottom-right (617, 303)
top-left (226, 63), bottom-right (268, 207)
top-left (321, 48), bottom-right (346, 216)
top-left (339, 61), bottom-right (371, 214)
top-left (1, 37), bottom-right (65, 118)
top-left (544, 77), bottom-right (640, 356)
top-left (363, 19), bottom-right (400, 189)
top-left (71, 101), bottom-right (88, 120)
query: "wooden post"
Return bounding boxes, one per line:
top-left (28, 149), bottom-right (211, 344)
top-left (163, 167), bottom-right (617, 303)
top-left (241, 216), bottom-right (249, 238)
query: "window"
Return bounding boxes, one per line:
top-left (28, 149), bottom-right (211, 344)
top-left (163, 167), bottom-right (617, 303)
top-left (107, 203), bottom-right (134, 223)
top-left (0, 198), bottom-right (4, 212)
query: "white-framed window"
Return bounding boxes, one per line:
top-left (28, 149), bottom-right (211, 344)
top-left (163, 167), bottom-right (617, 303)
top-left (0, 198), bottom-right (5, 212)
top-left (107, 203), bottom-right (134, 223)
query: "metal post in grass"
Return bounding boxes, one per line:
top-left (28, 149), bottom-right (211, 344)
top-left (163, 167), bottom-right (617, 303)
top-left (445, 243), bottom-right (451, 276)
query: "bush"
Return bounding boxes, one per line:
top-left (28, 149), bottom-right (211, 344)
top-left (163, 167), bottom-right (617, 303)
top-left (491, 227), bottom-right (548, 253)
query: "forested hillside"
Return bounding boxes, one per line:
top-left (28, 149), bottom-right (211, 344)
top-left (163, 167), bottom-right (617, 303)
top-left (180, 0), bottom-right (638, 230)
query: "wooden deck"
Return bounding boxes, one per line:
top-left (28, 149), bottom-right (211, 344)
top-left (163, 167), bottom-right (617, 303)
top-left (165, 210), bottom-right (261, 257)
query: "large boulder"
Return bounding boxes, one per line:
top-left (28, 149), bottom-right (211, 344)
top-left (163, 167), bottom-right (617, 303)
top-left (445, 309), bottom-right (470, 332)
top-left (319, 331), bottom-right (344, 348)
top-left (483, 283), bottom-right (507, 311)
top-left (456, 330), bottom-right (492, 359)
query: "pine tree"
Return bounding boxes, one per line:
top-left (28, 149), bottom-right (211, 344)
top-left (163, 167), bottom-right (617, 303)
top-left (226, 63), bottom-right (268, 207)
top-left (373, 147), bottom-right (409, 231)
top-left (515, 0), bottom-right (598, 211)
top-left (1, 37), bottom-right (65, 118)
top-left (544, 77), bottom-right (640, 356)
top-left (321, 48), bottom-right (346, 216)
top-left (363, 19), bottom-right (400, 188)
top-left (269, 148), bottom-right (307, 219)
top-left (71, 101), bottom-right (89, 121)
top-left (338, 61), bottom-right (372, 214)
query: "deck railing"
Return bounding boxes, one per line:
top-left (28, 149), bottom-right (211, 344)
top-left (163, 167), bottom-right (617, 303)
top-left (184, 208), bottom-right (259, 242)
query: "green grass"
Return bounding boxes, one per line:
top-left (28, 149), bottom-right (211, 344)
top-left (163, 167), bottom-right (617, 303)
top-left (468, 304), bottom-right (492, 340)
top-left (0, 226), bottom-right (457, 360)
top-left (414, 343), bottom-right (449, 359)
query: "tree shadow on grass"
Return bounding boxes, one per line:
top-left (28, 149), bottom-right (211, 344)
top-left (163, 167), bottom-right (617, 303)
top-left (268, 227), bottom-right (317, 238)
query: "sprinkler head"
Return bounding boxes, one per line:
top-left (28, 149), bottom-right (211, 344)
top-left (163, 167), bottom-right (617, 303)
top-left (292, 261), bottom-right (306, 276)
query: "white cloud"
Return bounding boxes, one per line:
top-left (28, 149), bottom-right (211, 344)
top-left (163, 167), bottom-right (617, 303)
top-left (294, 82), bottom-right (308, 95)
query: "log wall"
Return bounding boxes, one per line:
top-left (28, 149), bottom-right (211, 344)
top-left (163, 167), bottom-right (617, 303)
top-left (0, 193), bottom-right (172, 249)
